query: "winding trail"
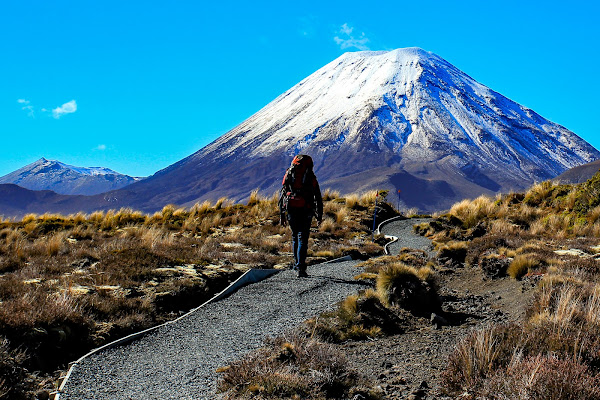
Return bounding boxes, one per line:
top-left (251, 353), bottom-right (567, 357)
top-left (59, 260), bottom-right (368, 399)
top-left (61, 217), bottom-right (523, 400)
top-left (378, 217), bottom-right (433, 256)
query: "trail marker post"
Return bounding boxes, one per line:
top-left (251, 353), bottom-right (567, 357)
top-left (372, 192), bottom-right (379, 241)
top-left (397, 189), bottom-right (401, 212)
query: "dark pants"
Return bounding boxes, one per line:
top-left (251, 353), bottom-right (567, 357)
top-left (287, 209), bottom-right (313, 272)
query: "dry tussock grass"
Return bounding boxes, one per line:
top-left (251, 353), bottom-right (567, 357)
top-left (441, 172), bottom-right (600, 397)
top-left (507, 255), bottom-right (539, 279)
top-left (449, 195), bottom-right (496, 228)
top-left (217, 332), bottom-right (380, 399)
top-left (0, 191), bottom-right (391, 397)
top-left (375, 261), bottom-right (438, 314)
top-left (487, 354), bottom-right (600, 399)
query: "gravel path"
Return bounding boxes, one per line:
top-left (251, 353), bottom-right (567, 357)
top-left (60, 260), bottom-right (367, 400)
top-left (379, 218), bottom-right (434, 256)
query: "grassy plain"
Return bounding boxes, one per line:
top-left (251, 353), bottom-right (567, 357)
top-left (0, 190), bottom-right (388, 399)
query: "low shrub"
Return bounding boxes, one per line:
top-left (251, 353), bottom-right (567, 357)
top-left (307, 289), bottom-right (403, 342)
top-left (217, 332), bottom-right (381, 399)
top-left (441, 324), bottom-right (521, 394)
top-left (484, 355), bottom-right (600, 400)
top-left (437, 241), bottom-right (468, 265)
top-left (0, 337), bottom-right (29, 400)
top-left (376, 262), bottom-right (439, 314)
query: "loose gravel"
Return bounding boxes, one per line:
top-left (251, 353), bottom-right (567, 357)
top-left (60, 260), bottom-right (368, 400)
top-left (379, 218), bottom-right (434, 256)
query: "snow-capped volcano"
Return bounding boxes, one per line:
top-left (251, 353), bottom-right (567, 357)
top-left (0, 158), bottom-right (141, 196)
top-left (142, 47), bottom-right (598, 211)
top-left (1, 47), bottom-right (598, 216)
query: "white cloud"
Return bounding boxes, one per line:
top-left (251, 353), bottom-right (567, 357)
top-left (334, 23), bottom-right (370, 51)
top-left (340, 23), bottom-right (353, 36)
top-left (95, 144), bottom-right (107, 151)
top-left (17, 98), bottom-right (34, 117)
top-left (52, 100), bottom-right (77, 119)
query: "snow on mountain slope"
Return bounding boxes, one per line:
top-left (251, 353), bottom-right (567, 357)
top-left (1, 48), bottom-right (597, 215)
top-left (158, 47), bottom-right (598, 211)
top-left (199, 48), bottom-right (593, 174)
top-left (0, 158), bottom-right (142, 196)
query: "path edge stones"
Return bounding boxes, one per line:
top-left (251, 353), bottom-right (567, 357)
top-left (53, 268), bottom-right (277, 399)
top-left (53, 254), bottom-right (358, 399)
top-left (376, 215), bottom-right (406, 255)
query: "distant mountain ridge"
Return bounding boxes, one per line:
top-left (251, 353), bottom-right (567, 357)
top-left (0, 158), bottom-right (141, 196)
top-left (0, 47), bottom-right (598, 217)
top-left (554, 159), bottom-right (600, 184)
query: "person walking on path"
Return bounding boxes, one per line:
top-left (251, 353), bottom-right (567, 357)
top-left (279, 154), bottom-right (323, 278)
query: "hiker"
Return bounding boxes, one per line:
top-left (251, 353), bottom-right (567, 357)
top-left (279, 154), bottom-right (323, 278)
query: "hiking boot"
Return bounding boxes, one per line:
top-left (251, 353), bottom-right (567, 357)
top-left (297, 270), bottom-right (308, 278)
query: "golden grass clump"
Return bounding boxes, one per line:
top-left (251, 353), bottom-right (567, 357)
top-left (376, 262), bottom-right (437, 308)
top-left (140, 227), bottom-right (175, 249)
top-left (189, 200), bottom-right (212, 217)
top-left (588, 205), bottom-right (600, 224)
top-left (246, 189), bottom-right (260, 206)
top-left (488, 219), bottom-right (519, 235)
top-left (354, 255), bottom-right (400, 274)
top-left (322, 189), bottom-right (340, 201)
top-left (344, 194), bottom-right (360, 209)
top-left (403, 207), bottom-right (419, 218)
top-left (21, 214), bottom-right (36, 224)
top-left (88, 210), bottom-right (105, 225)
top-left (214, 197), bottom-right (228, 210)
top-left (528, 218), bottom-right (546, 235)
top-left (530, 279), bottom-right (600, 331)
top-left (335, 207), bottom-right (349, 224)
top-left (524, 180), bottom-right (556, 206)
top-left (449, 195), bottom-right (496, 228)
top-left (46, 231), bottom-right (68, 257)
top-left (161, 204), bottom-right (176, 219)
top-left (318, 218), bottom-right (335, 233)
top-left (313, 250), bottom-right (334, 258)
top-left (442, 325), bottom-right (510, 391)
top-left (359, 190), bottom-right (378, 207)
top-left (323, 199), bottom-right (342, 215)
top-left (507, 254), bottom-right (538, 279)
top-left (437, 241), bottom-right (468, 264)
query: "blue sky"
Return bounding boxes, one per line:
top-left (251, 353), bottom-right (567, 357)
top-left (1, 0), bottom-right (599, 177)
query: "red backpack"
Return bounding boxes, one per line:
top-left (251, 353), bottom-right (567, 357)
top-left (280, 155), bottom-right (316, 210)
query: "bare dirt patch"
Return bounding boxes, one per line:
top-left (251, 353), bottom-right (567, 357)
top-left (342, 264), bottom-right (534, 399)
